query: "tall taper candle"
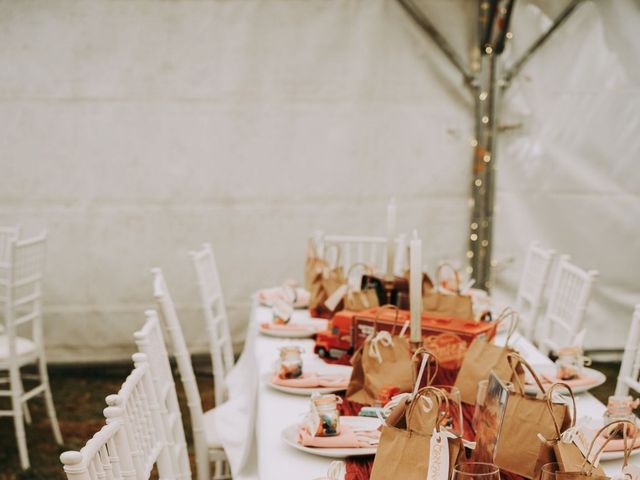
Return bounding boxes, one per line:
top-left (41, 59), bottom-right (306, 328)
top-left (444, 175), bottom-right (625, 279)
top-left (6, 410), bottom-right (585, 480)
top-left (409, 230), bottom-right (422, 344)
top-left (385, 197), bottom-right (397, 282)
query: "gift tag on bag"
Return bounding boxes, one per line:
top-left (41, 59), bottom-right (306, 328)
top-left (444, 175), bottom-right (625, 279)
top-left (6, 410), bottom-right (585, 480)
top-left (324, 284), bottom-right (348, 311)
top-left (427, 429), bottom-right (450, 480)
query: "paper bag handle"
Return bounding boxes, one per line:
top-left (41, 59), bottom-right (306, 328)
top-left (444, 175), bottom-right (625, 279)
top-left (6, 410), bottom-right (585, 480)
top-left (544, 382), bottom-right (577, 440)
top-left (495, 307), bottom-right (519, 346)
top-left (322, 243), bottom-right (342, 269)
top-left (405, 386), bottom-right (449, 433)
top-left (581, 420), bottom-right (637, 474)
top-left (372, 304), bottom-right (401, 335)
top-left (435, 263), bottom-right (462, 294)
top-left (412, 348), bottom-right (439, 388)
top-left (507, 352), bottom-right (547, 395)
top-left (346, 262), bottom-right (375, 290)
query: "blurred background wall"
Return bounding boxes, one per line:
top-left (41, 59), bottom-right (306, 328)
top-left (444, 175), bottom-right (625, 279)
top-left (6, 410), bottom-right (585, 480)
top-left (0, 0), bottom-right (638, 362)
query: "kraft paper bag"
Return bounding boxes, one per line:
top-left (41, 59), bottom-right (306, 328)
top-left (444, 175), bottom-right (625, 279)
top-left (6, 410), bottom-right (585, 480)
top-left (531, 382), bottom-right (580, 480)
top-left (555, 419), bottom-right (635, 478)
top-left (385, 349), bottom-right (440, 432)
top-left (494, 353), bottom-right (570, 479)
top-left (346, 306), bottom-right (414, 406)
top-left (454, 309), bottom-right (519, 404)
top-left (422, 290), bottom-right (474, 320)
top-left (422, 263), bottom-right (474, 320)
top-left (553, 420), bottom-right (636, 480)
top-left (371, 387), bottom-right (464, 480)
top-left (304, 242), bottom-right (346, 313)
top-left (344, 287), bottom-right (379, 312)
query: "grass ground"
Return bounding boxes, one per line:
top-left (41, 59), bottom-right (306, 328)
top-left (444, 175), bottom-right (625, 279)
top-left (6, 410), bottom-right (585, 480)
top-left (0, 360), bottom-right (621, 479)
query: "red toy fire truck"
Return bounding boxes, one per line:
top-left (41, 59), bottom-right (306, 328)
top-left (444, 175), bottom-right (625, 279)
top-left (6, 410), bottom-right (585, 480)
top-left (314, 307), bottom-right (497, 368)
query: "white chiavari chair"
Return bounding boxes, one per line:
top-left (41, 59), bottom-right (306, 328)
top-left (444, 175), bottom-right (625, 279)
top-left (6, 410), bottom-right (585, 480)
top-left (0, 225), bottom-right (20, 263)
top-left (313, 232), bottom-right (408, 275)
top-left (0, 225), bottom-right (20, 317)
top-left (60, 353), bottom-right (180, 480)
top-left (538, 256), bottom-right (598, 355)
top-left (133, 311), bottom-right (191, 480)
top-left (152, 268), bottom-right (229, 480)
top-left (189, 244), bottom-right (234, 408)
top-left (515, 242), bottom-right (556, 341)
top-left (0, 231), bottom-right (62, 470)
top-left (60, 419), bottom-right (136, 480)
top-left (104, 353), bottom-right (177, 480)
top-left (615, 305), bottom-right (640, 396)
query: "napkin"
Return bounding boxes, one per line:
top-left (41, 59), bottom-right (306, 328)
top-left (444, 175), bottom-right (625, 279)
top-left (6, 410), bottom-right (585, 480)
top-left (537, 372), bottom-right (599, 388)
top-left (602, 433), bottom-right (640, 452)
top-left (298, 424), bottom-right (379, 448)
top-left (271, 373), bottom-right (349, 389)
top-left (258, 286), bottom-right (310, 308)
top-left (260, 322), bottom-right (316, 332)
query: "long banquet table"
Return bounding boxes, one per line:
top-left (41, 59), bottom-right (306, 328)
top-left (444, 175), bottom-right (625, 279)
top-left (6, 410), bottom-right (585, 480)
top-left (216, 300), bottom-right (627, 480)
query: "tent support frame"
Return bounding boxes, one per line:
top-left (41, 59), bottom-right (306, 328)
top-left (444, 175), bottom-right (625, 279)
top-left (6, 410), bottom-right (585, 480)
top-left (396, 0), bottom-right (584, 291)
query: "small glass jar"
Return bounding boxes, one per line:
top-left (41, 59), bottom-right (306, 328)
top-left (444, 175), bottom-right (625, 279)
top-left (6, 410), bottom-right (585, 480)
top-left (604, 395), bottom-right (638, 438)
top-left (555, 346), bottom-right (589, 380)
top-left (277, 346), bottom-right (303, 379)
top-left (310, 393), bottom-right (342, 437)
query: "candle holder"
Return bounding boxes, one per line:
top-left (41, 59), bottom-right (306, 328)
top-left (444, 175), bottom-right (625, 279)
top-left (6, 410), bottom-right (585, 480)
top-left (383, 278), bottom-right (395, 305)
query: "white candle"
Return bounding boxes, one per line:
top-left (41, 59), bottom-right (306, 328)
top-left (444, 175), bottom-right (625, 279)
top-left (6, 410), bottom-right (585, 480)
top-left (385, 197), bottom-right (397, 281)
top-left (409, 230), bottom-right (422, 343)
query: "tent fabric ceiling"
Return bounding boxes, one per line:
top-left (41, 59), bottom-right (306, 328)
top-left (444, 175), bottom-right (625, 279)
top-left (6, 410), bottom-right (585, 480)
top-left (0, 0), bottom-right (637, 361)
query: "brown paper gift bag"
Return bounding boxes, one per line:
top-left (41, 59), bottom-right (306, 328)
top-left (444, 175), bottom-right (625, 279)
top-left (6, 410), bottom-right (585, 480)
top-left (346, 305), bottom-right (414, 406)
top-left (371, 387), bottom-right (464, 480)
top-left (531, 382), bottom-right (581, 480)
top-left (494, 353), bottom-right (570, 479)
top-left (304, 242), bottom-right (346, 313)
top-left (342, 263), bottom-right (380, 312)
top-left (554, 420), bottom-right (637, 480)
top-left (385, 349), bottom-right (440, 431)
top-left (558, 420), bottom-right (636, 479)
top-left (547, 383), bottom-right (604, 476)
top-left (454, 309), bottom-right (519, 404)
top-left (422, 263), bottom-right (473, 320)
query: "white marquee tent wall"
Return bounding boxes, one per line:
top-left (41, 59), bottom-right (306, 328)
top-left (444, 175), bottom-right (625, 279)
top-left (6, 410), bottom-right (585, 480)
top-left (0, 0), bottom-right (638, 362)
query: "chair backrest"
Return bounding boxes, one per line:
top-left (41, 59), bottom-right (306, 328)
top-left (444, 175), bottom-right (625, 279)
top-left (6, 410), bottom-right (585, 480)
top-left (515, 242), bottom-right (556, 340)
top-left (189, 243), bottom-right (234, 406)
top-left (1, 232), bottom-right (47, 360)
top-left (152, 268), bottom-right (210, 480)
top-left (134, 311), bottom-right (192, 480)
top-left (104, 353), bottom-right (176, 480)
top-left (60, 354), bottom-right (173, 480)
top-left (615, 305), bottom-right (640, 396)
top-left (0, 225), bottom-right (20, 263)
top-left (60, 420), bottom-right (137, 480)
top-left (313, 232), bottom-right (408, 275)
top-left (538, 256), bottom-right (598, 355)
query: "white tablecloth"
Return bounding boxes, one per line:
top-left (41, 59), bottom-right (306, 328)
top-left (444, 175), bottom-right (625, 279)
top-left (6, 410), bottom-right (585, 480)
top-left (215, 302), bottom-right (626, 479)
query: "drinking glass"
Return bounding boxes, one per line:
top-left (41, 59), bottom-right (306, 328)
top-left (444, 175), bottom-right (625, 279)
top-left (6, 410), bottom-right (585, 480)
top-left (540, 462), bottom-right (563, 480)
top-left (433, 385), bottom-right (464, 438)
top-left (472, 379), bottom-right (489, 434)
top-left (452, 462), bottom-right (500, 480)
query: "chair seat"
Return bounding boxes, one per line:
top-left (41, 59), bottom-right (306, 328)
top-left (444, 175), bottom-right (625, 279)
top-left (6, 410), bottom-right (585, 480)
top-left (203, 408), bottom-right (224, 450)
top-left (0, 335), bottom-right (37, 360)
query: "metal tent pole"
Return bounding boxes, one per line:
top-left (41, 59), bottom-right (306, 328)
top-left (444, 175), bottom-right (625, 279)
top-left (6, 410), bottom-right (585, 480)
top-left (395, 0), bottom-right (584, 292)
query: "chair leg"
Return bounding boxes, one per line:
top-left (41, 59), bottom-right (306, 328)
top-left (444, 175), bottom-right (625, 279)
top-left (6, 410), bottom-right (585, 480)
top-left (9, 367), bottom-right (30, 470)
top-left (19, 377), bottom-right (32, 425)
top-left (213, 459), bottom-right (232, 480)
top-left (38, 356), bottom-right (63, 444)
